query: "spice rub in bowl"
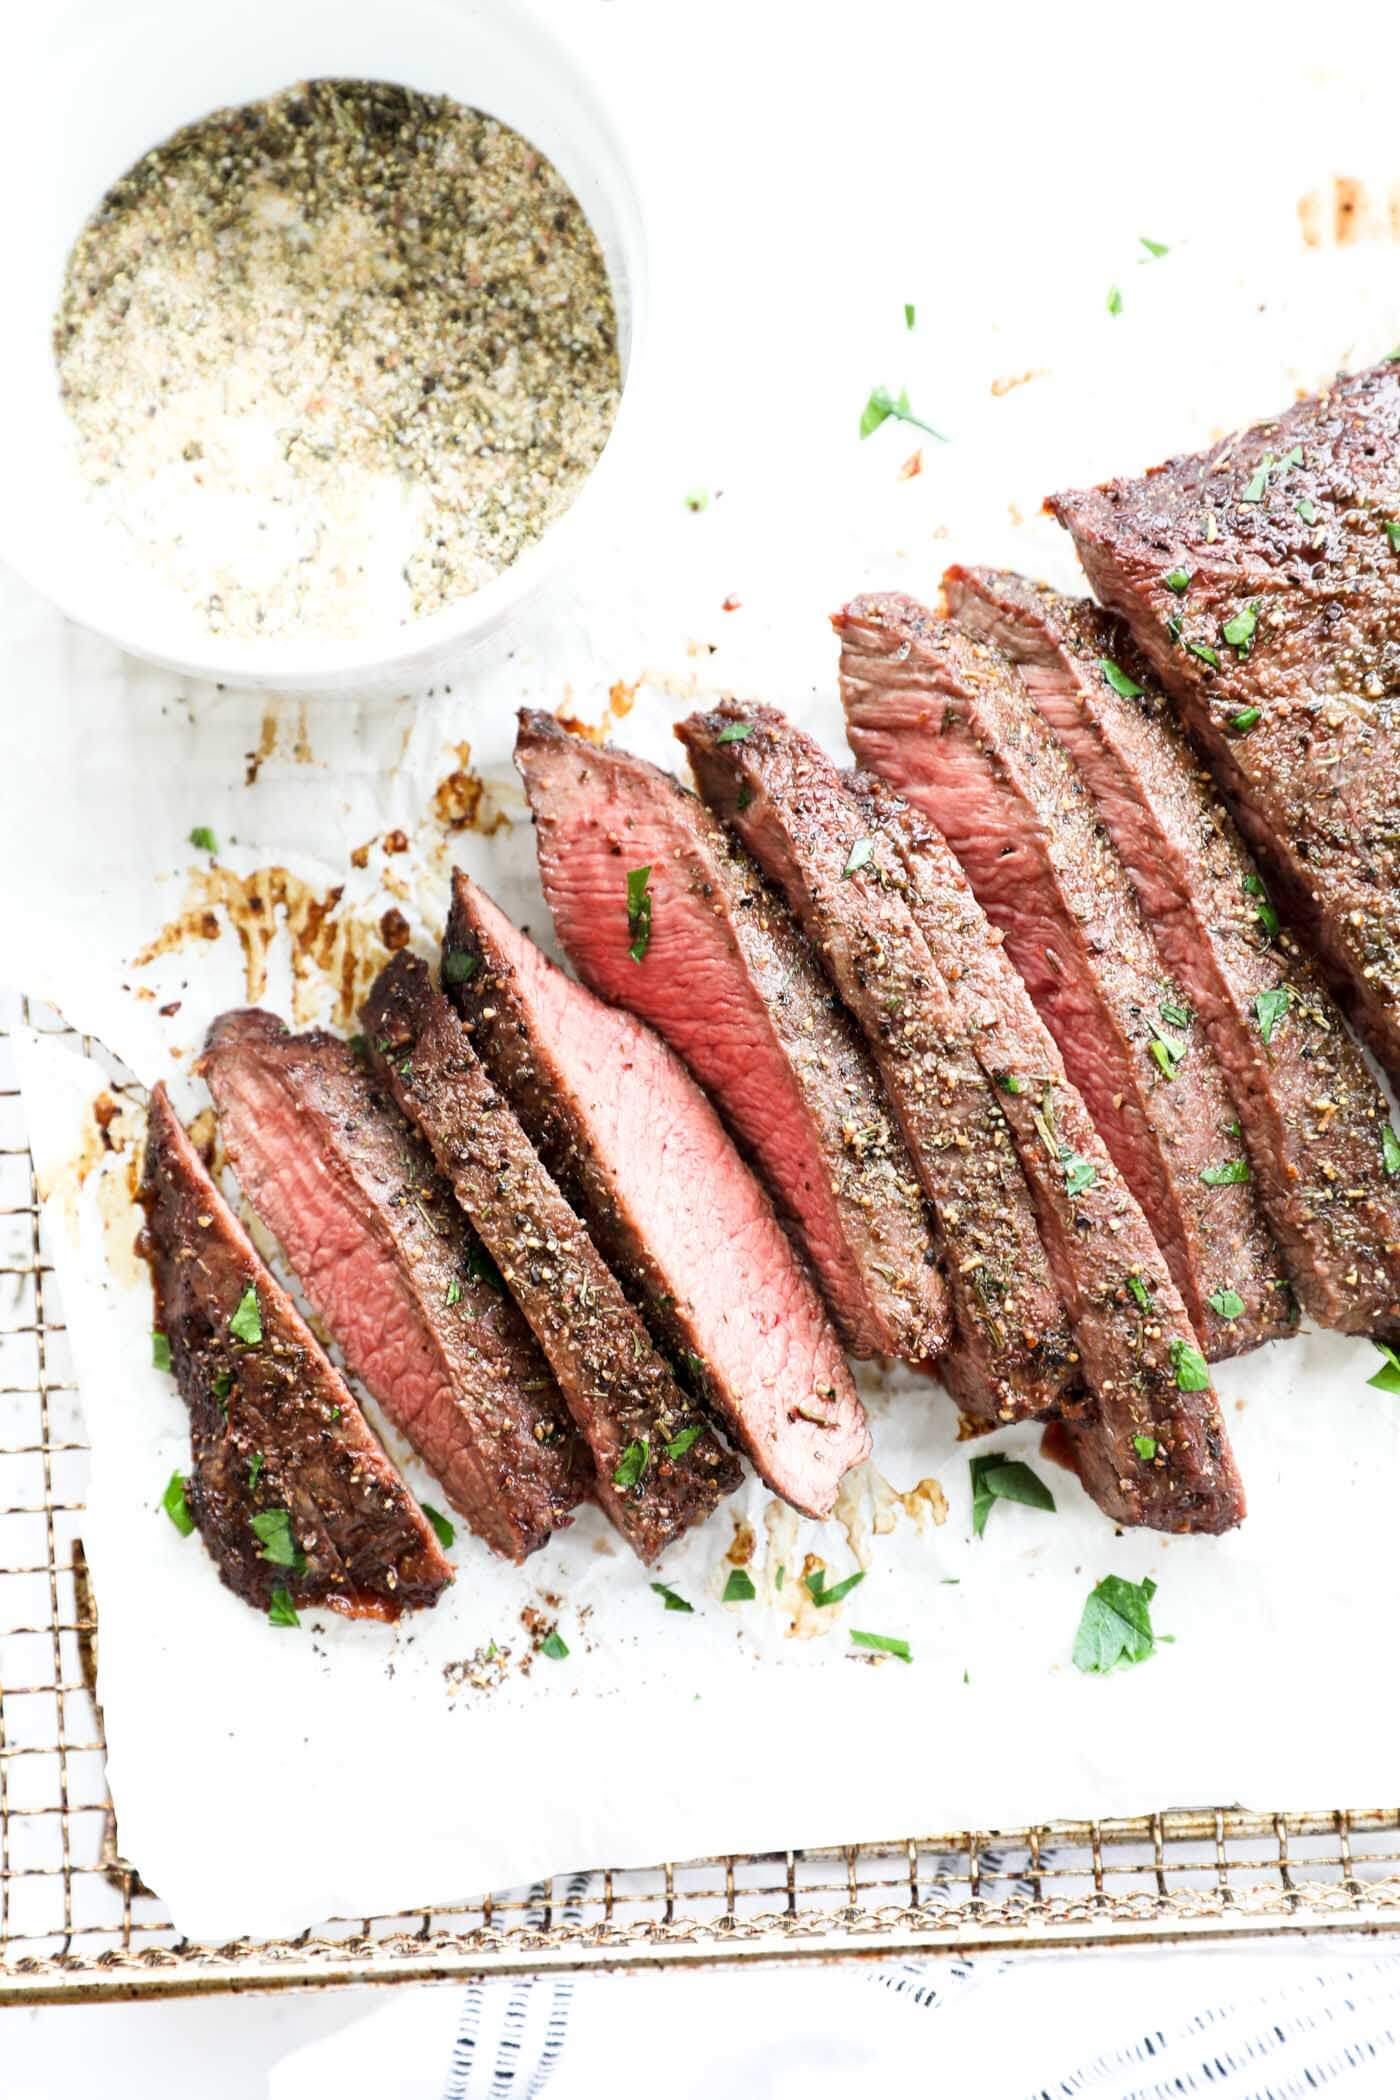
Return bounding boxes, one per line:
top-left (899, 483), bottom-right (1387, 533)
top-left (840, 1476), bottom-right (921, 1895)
top-left (54, 78), bottom-right (622, 642)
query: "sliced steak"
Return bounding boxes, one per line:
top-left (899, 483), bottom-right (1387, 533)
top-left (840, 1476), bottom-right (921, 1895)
top-left (514, 708), bottom-right (949, 1366)
top-left (361, 954), bottom-right (741, 1561)
top-left (201, 1011), bottom-right (586, 1562)
top-left (838, 595), bottom-right (1291, 1359)
top-left (847, 770), bottom-right (1244, 1534)
top-left (140, 1083), bottom-right (452, 1619)
top-left (948, 565), bottom-right (1400, 1335)
top-left (1050, 362), bottom-right (1400, 1085)
top-left (679, 705), bottom-right (1074, 1426)
top-left (443, 874), bottom-right (869, 1514)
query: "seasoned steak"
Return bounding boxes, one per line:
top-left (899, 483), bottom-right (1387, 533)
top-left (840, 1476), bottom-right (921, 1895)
top-left (361, 954), bottom-right (741, 1561)
top-left (201, 1011), bottom-right (587, 1562)
top-left (838, 595), bottom-right (1290, 1359)
top-left (1050, 362), bottom-right (1400, 1086)
top-left (680, 704), bottom-right (1073, 1427)
top-left (847, 770), bottom-right (1244, 1534)
top-left (514, 709), bottom-right (948, 1365)
top-left (444, 874), bottom-right (869, 1515)
top-left (948, 565), bottom-right (1400, 1336)
top-left (140, 1083), bottom-right (452, 1619)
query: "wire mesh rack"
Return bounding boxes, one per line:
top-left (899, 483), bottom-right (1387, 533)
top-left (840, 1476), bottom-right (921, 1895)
top-left (4, 995), bottom-right (1400, 2005)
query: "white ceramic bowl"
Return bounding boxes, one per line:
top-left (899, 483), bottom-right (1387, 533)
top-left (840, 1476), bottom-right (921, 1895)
top-left (3, 0), bottom-right (648, 693)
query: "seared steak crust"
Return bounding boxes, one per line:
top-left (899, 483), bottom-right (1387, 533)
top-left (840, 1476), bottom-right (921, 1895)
top-left (201, 1011), bottom-right (586, 1562)
top-left (1050, 361), bottom-right (1400, 1087)
top-left (444, 874), bottom-right (869, 1516)
top-left (838, 596), bottom-right (1290, 1360)
top-left (514, 709), bottom-right (948, 1364)
top-left (848, 770), bottom-right (1245, 1535)
top-left (679, 704), bottom-right (1074, 1428)
top-left (948, 565), bottom-right (1400, 1336)
top-left (140, 1083), bottom-right (452, 1619)
top-left (361, 954), bottom-right (740, 1562)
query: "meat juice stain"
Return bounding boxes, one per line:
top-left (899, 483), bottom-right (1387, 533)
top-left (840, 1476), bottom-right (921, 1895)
top-left (433, 740), bottom-right (509, 834)
top-left (834, 1460), bottom-right (948, 1569)
top-left (130, 865), bottom-right (393, 1027)
top-left (38, 1087), bottom-right (147, 1288)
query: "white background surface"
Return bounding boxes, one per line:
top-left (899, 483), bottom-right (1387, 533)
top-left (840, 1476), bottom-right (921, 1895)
top-left (8, 0), bottom-right (1400, 2081)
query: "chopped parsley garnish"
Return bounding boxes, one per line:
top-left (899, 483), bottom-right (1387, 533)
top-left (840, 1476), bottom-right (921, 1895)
top-left (1166, 614), bottom-right (1183, 643)
top-left (723, 1568), bottom-right (757, 1603)
top-left (445, 1278), bottom-right (463, 1307)
top-left (651, 1581), bottom-right (693, 1613)
top-left (1062, 1153), bottom-right (1098, 1199)
top-left (250, 1508), bottom-right (306, 1572)
top-left (228, 1286), bottom-right (263, 1346)
top-left (843, 836), bottom-right (875, 879)
top-left (1369, 1342), bottom-right (1400, 1393)
top-left (663, 1423), bottom-right (703, 1460)
top-left (1140, 235), bottom-right (1169, 259)
top-left (212, 1370), bottom-right (232, 1401)
top-left (1201, 1157), bottom-right (1250, 1186)
top-left (626, 866), bottom-right (653, 964)
top-left (1278, 446), bottom-right (1304, 470)
top-left (1229, 707), bottom-right (1260, 733)
top-left (1383, 1126), bottom-right (1400, 1178)
top-left (1222, 603), bottom-right (1259, 655)
top-left (1169, 1338), bottom-right (1211, 1392)
top-left (1208, 1287), bottom-right (1246, 1320)
top-left (162, 1472), bottom-right (194, 1537)
top-left (1126, 1274), bottom-right (1151, 1312)
top-left (1186, 639), bottom-right (1221, 669)
top-left (1387, 521), bottom-right (1400, 552)
top-left (970, 1452), bottom-right (1055, 1536)
top-left (1297, 496), bottom-right (1318, 525)
top-left (247, 1452), bottom-right (265, 1493)
top-left (466, 1243), bottom-right (503, 1292)
top-left (850, 1629), bottom-right (912, 1663)
top-left (1072, 1574), bottom-right (1163, 1673)
top-left (997, 1073), bottom-right (1023, 1095)
top-left (775, 1563), bottom-right (786, 1591)
top-left (347, 1034), bottom-right (369, 1060)
top-left (1160, 998), bottom-right (1190, 1028)
top-left (1242, 872), bottom-right (1280, 940)
top-left (151, 1330), bottom-right (172, 1373)
top-left (859, 385), bottom-right (946, 441)
top-left (1147, 1018), bottom-right (1186, 1080)
top-left (1106, 284), bottom-right (1123, 316)
top-left (1253, 986), bottom-right (1290, 1045)
top-left (189, 826), bottom-right (218, 853)
top-left (1165, 568), bottom-right (1191, 593)
top-left (715, 720), bottom-right (753, 745)
top-left (613, 1437), bottom-right (650, 1490)
top-left (442, 949), bottom-right (479, 986)
top-left (735, 784), bottom-right (753, 811)
top-left (540, 1630), bottom-right (569, 1659)
top-left (1133, 1434), bottom-right (1158, 1461)
top-left (267, 1588), bottom-right (300, 1629)
top-left (1099, 658), bottom-right (1143, 698)
top-left (1241, 456), bottom-right (1273, 503)
top-left (422, 1503), bottom-right (455, 1550)
top-left (805, 1566), bottom-right (866, 1607)
top-left (684, 487), bottom-right (709, 512)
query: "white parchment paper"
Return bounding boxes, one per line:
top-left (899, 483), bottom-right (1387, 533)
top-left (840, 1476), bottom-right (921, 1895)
top-left (6, 1), bottom-right (1400, 1939)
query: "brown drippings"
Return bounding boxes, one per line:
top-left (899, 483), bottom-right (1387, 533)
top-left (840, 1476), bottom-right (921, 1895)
top-left (727, 1517), bottom-right (755, 1567)
top-left (38, 1087), bottom-right (146, 1288)
top-left (898, 449), bottom-right (923, 481)
top-left (1298, 175), bottom-right (1400, 248)
top-left (130, 865), bottom-right (390, 1027)
top-left (608, 677), bottom-right (640, 722)
top-left (990, 369), bottom-right (1043, 397)
top-left (379, 907), bottom-right (411, 952)
top-left (432, 740), bottom-right (508, 834)
top-left (833, 1460), bottom-right (947, 1569)
top-left (1038, 1418), bottom-right (1081, 1476)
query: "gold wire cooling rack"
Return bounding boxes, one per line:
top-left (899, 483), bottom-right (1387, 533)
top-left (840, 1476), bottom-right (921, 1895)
top-left (4, 997), bottom-right (1400, 2006)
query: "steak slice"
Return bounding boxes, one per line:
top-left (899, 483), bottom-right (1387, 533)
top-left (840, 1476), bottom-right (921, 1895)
top-left (838, 595), bottom-right (1291, 1359)
top-left (201, 1011), bottom-right (586, 1562)
top-left (1050, 361), bottom-right (1400, 1086)
top-left (679, 705), bottom-right (1074, 1426)
top-left (847, 770), bottom-right (1244, 1534)
top-left (948, 565), bottom-right (1400, 1336)
top-left (443, 874), bottom-right (869, 1515)
top-left (514, 708), bottom-right (949, 1365)
top-left (361, 954), bottom-right (741, 1561)
top-left (140, 1083), bottom-right (452, 1620)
